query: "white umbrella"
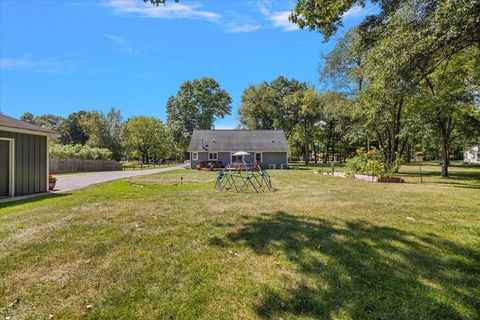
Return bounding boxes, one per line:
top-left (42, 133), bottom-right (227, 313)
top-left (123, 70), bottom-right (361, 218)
top-left (232, 151), bottom-right (250, 156)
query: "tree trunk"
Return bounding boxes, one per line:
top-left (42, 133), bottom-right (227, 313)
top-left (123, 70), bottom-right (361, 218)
top-left (441, 146), bottom-right (449, 177)
top-left (312, 143), bottom-right (318, 163)
top-left (440, 128), bottom-right (449, 177)
top-left (323, 123), bottom-right (333, 163)
top-left (385, 98), bottom-right (403, 166)
top-left (405, 143), bottom-right (412, 164)
top-left (304, 119), bottom-right (310, 166)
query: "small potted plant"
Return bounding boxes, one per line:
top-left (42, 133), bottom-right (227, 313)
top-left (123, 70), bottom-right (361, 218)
top-left (48, 172), bottom-right (57, 190)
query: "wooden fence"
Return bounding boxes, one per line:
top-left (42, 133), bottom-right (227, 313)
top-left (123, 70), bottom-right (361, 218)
top-left (49, 158), bottom-right (122, 173)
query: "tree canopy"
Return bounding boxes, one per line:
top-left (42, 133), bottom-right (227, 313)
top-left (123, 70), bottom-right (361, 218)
top-left (239, 76), bottom-right (308, 138)
top-left (314, 1), bottom-right (480, 176)
top-left (166, 77), bottom-right (232, 148)
top-left (123, 116), bottom-right (170, 163)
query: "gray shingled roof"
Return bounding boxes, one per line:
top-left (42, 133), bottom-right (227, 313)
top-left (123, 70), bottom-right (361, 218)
top-left (188, 130), bottom-right (289, 152)
top-left (0, 114), bottom-right (60, 137)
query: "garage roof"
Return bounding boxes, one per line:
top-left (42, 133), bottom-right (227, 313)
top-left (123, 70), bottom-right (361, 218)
top-left (0, 114), bottom-right (60, 137)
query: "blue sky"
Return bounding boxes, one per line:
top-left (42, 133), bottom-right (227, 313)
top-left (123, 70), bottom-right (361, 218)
top-left (0, 0), bottom-right (373, 128)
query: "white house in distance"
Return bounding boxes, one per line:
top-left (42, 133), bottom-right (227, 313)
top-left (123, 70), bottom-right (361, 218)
top-left (464, 144), bottom-right (480, 164)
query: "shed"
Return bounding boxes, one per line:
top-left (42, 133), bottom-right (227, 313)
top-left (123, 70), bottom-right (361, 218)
top-left (188, 130), bottom-right (289, 169)
top-left (0, 114), bottom-right (60, 198)
top-left (464, 144), bottom-right (480, 164)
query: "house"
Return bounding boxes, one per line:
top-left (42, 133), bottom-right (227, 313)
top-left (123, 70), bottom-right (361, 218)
top-left (464, 144), bottom-right (480, 164)
top-left (188, 130), bottom-right (289, 169)
top-left (0, 114), bottom-right (60, 198)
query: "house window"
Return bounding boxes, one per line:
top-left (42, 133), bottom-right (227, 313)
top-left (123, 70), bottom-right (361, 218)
top-left (232, 154), bottom-right (243, 163)
top-left (255, 152), bottom-right (262, 163)
top-left (209, 152), bottom-right (218, 160)
top-left (192, 152), bottom-right (198, 160)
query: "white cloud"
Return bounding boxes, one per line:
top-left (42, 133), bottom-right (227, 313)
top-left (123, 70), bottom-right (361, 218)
top-left (225, 23), bottom-right (261, 33)
top-left (0, 56), bottom-right (87, 73)
top-left (102, 0), bottom-right (301, 33)
top-left (343, 5), bottom-right (374, 19)
top-left (258, 2), bottom-right (298, 32)
top-left (103, 0), bottom-right (220, 22)
top-left (265, 10), bottom-right (298, 32)
top-left (104, 33), bottom-right (140, 56)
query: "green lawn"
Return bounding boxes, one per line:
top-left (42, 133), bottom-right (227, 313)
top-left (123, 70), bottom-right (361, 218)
top-left (1, 163), bottom-right (479, 319)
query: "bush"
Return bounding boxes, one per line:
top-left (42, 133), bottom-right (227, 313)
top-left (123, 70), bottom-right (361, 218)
top-left (344, 148), bottom-right (400, 178)
top-left (49, 143), bottom-right (113, 160)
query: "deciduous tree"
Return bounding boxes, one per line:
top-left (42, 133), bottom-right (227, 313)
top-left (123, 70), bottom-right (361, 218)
top-left (84, 108), bottom-right (125, 161)
top-left (412, 49), bottom-right (480, 176)
top-left (239, 76), bottom-right (308, 138)
top-left (58, 111), bottom-right (91, 145)
top-left (167, 77), bottom-right (232, 149)
top-left (123, 116), bottom-right (169, 163)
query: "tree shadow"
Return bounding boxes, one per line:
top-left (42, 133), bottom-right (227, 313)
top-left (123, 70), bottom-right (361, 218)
top-left (216, 212), bottom-right (480, 319)
top-left (290, 162), bottom-right (345, 170)
top-left (400, 165), bottom-right (480, 189)
top-left (433, 181), bottom-right (480, 190)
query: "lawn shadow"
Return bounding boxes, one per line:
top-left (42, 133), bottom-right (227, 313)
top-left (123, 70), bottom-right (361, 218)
top-left (400, 164), bottom-right (480, 188)
top-left (0, 192), bottom-right (70, 210)
top-left (217, 212), bottom-right (480, 319)
top-left (434, 181), bottom-right (480, 190)
top-left (289, 162), bottom-right (345, 171)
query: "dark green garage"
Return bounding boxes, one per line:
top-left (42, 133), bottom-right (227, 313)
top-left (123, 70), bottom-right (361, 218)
top-left (0, 114), bottom-right (59, 198)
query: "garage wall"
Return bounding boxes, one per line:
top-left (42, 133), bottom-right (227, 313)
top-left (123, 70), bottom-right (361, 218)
top-left (0, 130), bottom-right (47, 196)
top-left (262, 152), bottom-right (288, 169)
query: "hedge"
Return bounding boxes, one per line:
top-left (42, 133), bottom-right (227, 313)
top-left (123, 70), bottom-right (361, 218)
top-left (49, 143), bottom-right (113, 160)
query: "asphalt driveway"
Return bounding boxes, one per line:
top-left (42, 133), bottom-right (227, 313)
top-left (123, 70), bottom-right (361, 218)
top-left (54, 165), bottom-right (185, 192)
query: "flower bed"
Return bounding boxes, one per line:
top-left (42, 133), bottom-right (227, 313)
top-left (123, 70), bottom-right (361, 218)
top-left (353, 174), bottom-right (404, 183)
top-left (378, 176), bottom-right (405, 183)
top-left (343, 148), bottom-right (404, 183)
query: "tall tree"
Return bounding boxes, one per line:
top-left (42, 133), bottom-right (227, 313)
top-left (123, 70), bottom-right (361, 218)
top-left (167, 77), bottom-right (232, 149)
top-left (58, 111), bottom-right (91, 145)
top-left (319, 28), bottom-right (366, 94)
top-left (293, 0), bottom-right (480, 89)
top-left (318, 91), bottom-right (354, 163)
top-left (412, 49), bottom-right (480, 176)
top-left (31, 114), bottom-right (64, 131)
top-left (20, 112), bottom-right (34, 123)
top-left (20, 112), bottom-right (64, 131)
top-left (84, 108), bottom-right (125, 161)
top-left (239, 76), bottom-right (308, 138)
top-left (297, 88), bottom-right (322, 165)
top-left (238, 82), bottom-right (277, 130)
top-left (123, 116), bottom-right (168, 163)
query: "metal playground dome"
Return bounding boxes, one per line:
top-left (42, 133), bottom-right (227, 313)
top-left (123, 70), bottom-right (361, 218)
top-left (214, 161), bottom-right (273, 193)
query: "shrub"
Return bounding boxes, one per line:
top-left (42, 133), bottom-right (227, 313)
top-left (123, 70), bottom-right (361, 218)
top-left (344, 148), bottom-right (401, 178)
top-left (49, 143), bottom-right (113, 160)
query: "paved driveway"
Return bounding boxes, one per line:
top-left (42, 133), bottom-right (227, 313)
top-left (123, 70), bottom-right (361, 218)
top-left (54, 165), bottom-right (185, 192)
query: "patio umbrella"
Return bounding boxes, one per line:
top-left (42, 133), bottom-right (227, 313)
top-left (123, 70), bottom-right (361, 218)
top-left (232, 151), bottom-right (250, 156)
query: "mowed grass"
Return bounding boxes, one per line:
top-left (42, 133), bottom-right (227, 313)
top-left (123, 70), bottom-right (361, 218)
top-left (0, 163), bottom-right (479, 319)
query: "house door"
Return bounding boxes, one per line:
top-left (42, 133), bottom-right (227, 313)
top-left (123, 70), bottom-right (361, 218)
top-left (0, 140), bottom-right (9, 197)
